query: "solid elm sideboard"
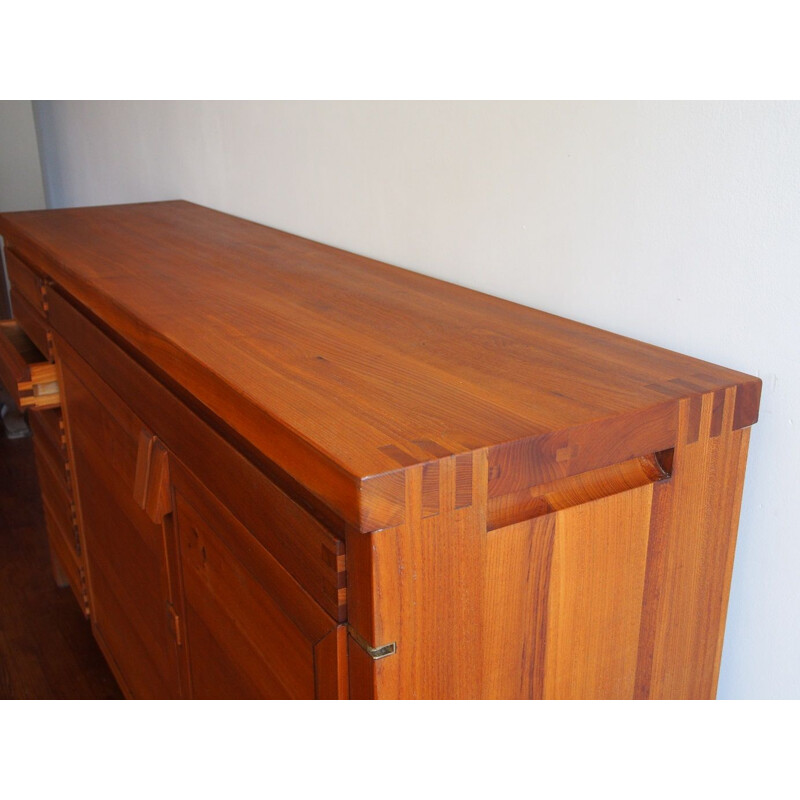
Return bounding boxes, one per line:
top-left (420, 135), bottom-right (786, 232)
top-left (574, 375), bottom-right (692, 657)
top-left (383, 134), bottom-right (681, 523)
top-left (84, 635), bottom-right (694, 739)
top-left (0, 201), bottom-right (760, 699)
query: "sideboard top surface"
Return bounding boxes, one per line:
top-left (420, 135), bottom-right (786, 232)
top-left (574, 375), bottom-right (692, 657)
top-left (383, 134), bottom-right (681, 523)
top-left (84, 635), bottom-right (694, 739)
top-left (0, 201), bottom-right (760, 530)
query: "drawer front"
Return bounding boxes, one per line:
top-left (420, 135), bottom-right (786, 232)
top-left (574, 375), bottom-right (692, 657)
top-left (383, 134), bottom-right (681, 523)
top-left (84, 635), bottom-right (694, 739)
top-left (5, 249), bottom-right (47, 316)
top-left (11, 286), bottom-right (51, 359)
top-left (0, 320), bottom-right (59, 411)
top-left (171, 456), bottom-right (347, 699)
top-left (48, 286), bottom-right (346, 621)
top-left (28, 404), bottom-right (68, 463)
top-left (42, 502), bottom-right (86, 612)
top-left (29, 407), bottom-right (87, 608)
top-left (32, 431), bottom-right (74, 540)
top-left (29, 408), bottom-right (72, 495)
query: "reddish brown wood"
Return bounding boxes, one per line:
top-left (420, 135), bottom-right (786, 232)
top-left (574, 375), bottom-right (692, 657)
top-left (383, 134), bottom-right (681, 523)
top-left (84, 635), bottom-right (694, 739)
top-left (41, 503), bottom-right (83, 606)
top-left (542, 485), bottom-right (654, 698)
top-left (347, 636), bottom-right (378, 700)
top-left (0, 201), bottom-right (760, 532)
top-left (347, 422), bottom-right (744, 699)
top-left (133, 430), bottom-right (173, 524)
top-left (48, 545), bottom-right (70, 588)
top-left (31, 436), bottom-right (74, 551)
top-left (0, 201), bottom-right (761, 700)
top-left (170, 456), bottom-right (342, 698)
top-left (48, 288), bottom-right (347, 620)
top-left (315, 626), bottom-right (349, 699)
top-left (4, 249), bottom-right (48, 316)
top-left (634, 388), bottom-right (752, 698)
top-left (56, 340), bottom-right (183, 699)
top-left (0, 320), bottom-right (59, 411)
top-left (27, 405), bottom-right (90, 616)
top-left (10, 287), bottom-right (50, 357)
top-left (133, 428), bottom-right (155, 512)
top-left (28, 409), bottom-right (68, 479)
top-left (486, 452), bottom-right (669, 531)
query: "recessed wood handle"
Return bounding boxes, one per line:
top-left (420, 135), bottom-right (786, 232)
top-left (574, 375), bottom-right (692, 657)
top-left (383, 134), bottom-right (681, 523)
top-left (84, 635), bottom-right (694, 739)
top-left (134, 428), bottom-right (172, 524)
top-left (487, 450), bottom-right (673, 531)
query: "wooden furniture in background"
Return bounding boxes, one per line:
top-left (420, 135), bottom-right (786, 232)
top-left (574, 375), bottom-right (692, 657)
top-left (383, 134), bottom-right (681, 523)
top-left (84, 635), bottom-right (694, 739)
top-left (0, 201), bottom-right (761, 699)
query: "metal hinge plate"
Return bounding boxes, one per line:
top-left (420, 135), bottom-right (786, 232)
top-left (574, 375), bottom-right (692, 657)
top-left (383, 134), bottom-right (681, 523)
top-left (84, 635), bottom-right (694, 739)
top-left (348, 627), bottom-right (396, 660)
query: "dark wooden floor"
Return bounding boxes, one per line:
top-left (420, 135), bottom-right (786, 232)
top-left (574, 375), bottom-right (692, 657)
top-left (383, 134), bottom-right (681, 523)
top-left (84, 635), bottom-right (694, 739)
top-left (0, 431), bottom-right (122, 699)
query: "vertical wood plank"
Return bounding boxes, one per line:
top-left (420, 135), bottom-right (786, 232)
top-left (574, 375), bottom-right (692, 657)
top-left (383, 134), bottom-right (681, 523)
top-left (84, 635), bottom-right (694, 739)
top-left (314, 625), bottom-right (349, 699)
top-left (542, 485), bottom-right (654, 699)
top-left (347, 451), bottom-right (490, 699)
top-left (636, 387), bottom-right (752, 699)
top-left (481, 515), bottom-right (555, 699)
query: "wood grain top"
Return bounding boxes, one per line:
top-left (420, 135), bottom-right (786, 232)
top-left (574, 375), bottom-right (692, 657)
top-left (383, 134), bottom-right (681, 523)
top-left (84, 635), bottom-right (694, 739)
top-left (0, 201), bottom-right (761, 530)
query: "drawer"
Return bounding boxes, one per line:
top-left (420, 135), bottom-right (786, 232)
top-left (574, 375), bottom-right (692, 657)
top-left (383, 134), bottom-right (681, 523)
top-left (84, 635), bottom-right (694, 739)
top-left (0, 320), bottom-right (60, 411)
top-left (28, 405), bottom-right (67, 459)
top-left (29, 409), bottom-right (72, 497)
top-left (42, 501), bottom-right (86, 614)
top-left (32, 433), bottom-right (77, 552)
top-left (5, 249), bottom-right (48, 316)
top-left (11, 286), bottom-right (52, 359)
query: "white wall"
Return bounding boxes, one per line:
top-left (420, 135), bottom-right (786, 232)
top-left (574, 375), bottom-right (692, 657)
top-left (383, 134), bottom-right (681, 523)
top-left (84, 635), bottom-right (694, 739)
top-left (0, 101), bottom-right (45, 212)
top-left (32, 101), bottom-right (800, 698)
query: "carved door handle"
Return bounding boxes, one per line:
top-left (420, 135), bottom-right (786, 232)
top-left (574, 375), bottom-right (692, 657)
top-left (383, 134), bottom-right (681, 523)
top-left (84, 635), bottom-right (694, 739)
top-left (133, 427), bottom-right (172, 523)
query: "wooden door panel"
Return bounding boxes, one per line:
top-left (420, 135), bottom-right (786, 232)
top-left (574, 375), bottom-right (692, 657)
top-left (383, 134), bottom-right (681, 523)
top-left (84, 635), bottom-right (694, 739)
top-left (58, 352), bottom-right (182, 699)
top-left (171, 459), bottom-right (346, 699)
top-left (484, 483), bottom-right (654, 698)
top-left (542, 486), bottom-right (654, 698)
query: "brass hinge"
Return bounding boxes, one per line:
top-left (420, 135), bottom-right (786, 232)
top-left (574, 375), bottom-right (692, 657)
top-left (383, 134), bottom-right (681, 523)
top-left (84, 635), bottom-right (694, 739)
top-left (348, 627), bottom-right (396, 660)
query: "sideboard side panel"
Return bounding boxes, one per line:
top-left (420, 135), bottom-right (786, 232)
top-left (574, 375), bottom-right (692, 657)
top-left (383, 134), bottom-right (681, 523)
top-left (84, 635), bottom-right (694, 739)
top-left (635, 387), bottom-right (752, 699)
top-left (350, 389), bottom-right (754, 698)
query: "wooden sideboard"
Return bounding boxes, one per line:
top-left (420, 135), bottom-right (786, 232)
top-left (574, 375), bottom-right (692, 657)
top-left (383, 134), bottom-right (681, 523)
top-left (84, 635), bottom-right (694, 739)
top-left (0, 201), bottom-right (760, 699)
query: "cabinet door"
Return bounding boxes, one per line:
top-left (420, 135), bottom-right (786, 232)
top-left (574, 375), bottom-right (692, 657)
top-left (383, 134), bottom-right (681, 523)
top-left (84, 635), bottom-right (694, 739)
top-left (57, 339), bottom-right (183, 699)
top-left (170, 457), bottom-right (347, 699)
